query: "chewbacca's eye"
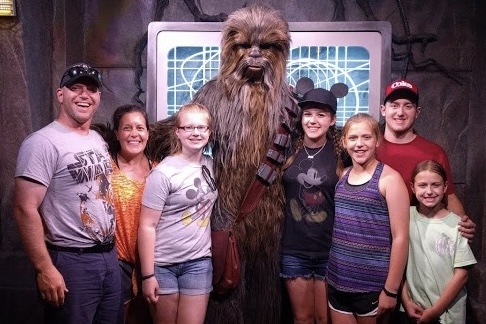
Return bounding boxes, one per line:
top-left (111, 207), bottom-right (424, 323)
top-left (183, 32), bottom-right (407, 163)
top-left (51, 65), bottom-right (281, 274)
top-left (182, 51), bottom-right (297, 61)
top-left (237, 43), bottom-right (251, 50)
top-left (260, 43), bottom-right (281, 51)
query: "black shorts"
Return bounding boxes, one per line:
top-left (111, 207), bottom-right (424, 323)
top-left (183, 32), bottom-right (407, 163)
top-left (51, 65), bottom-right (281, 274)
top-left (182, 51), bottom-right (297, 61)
top-left (328, 284), bottom-right (379, 316)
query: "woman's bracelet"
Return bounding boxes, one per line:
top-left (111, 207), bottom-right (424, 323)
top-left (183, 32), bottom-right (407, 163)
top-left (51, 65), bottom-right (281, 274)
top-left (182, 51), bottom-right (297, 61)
top-left (141, 273), bottom-right (155, 281)
top-left (382, 287), bottom-right (398, 298)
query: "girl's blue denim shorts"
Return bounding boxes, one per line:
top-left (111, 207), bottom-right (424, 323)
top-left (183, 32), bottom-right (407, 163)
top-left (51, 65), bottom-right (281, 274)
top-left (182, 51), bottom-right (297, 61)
top-left (280, 254), bottom-right (328, 280)
top-left (154, 256), bottom-right (212, 295)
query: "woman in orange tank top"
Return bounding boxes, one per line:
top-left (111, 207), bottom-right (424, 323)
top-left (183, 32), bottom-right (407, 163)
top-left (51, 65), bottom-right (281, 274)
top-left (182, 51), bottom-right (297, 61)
top-left (93, 104), bottom-right (153, 323)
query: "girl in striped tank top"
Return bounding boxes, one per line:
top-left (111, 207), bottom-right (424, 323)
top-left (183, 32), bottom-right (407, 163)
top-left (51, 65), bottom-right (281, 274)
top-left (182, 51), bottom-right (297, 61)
top-left (327, 113), bottom-right (410, 324)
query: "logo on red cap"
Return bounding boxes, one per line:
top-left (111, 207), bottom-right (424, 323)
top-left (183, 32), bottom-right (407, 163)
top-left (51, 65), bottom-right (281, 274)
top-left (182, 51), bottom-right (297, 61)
top-left (390, 80), bottom-right (414, 90)
top-left (384, 79), bottom-right (419, 103)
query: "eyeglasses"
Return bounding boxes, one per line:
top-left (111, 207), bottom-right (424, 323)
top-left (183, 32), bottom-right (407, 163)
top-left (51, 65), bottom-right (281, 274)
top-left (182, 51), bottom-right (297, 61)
top-left (60, 64), bottom-right (102, 87)
top-left (202, 165), bottom-right (217, 192)
top-left (178, 125), bottom-right (209, 132)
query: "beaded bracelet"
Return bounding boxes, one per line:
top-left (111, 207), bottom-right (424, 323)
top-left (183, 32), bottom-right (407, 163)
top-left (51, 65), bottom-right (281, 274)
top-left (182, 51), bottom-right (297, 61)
top-left (382, 287), bottom-right (398, 298)
top-left (141, 273), bottom-right (155, 281)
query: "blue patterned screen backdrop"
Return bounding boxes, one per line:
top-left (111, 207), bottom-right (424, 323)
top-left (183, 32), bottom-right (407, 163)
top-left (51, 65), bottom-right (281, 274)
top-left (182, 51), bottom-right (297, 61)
top-left (166, 45), bottom-right (370, 127)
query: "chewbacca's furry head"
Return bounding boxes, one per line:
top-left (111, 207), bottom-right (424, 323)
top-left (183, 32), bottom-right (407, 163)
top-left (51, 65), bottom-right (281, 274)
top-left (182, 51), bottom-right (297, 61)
top-left (219, 5), bottom-right (291, 96)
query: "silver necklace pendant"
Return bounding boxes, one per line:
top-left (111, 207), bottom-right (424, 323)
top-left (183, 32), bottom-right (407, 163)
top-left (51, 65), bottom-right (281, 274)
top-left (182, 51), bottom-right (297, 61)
top-left (304, 143), bottom-right (325, 159)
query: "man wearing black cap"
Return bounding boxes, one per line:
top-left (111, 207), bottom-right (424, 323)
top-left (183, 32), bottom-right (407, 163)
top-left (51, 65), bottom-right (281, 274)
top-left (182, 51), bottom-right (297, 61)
top-left (14, 63), bottom-right (122, 323)
top-left (377, 79), bottom-right (475, 237)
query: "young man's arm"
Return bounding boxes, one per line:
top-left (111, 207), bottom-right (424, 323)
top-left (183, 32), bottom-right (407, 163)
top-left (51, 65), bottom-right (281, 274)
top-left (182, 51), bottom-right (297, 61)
top-left (437, 148), bottom-right (476, 240)
top-left (13, 177), bottom-right (67, 307)
top-left (447, 193), bottom-right (476, 241)
top-left (446, 193), bottom-right (465, 215)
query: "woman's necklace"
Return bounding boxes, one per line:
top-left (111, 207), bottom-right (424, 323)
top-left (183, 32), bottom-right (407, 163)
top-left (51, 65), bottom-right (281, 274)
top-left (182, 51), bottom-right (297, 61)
top-left (303, 144), bottom-right (325, 159)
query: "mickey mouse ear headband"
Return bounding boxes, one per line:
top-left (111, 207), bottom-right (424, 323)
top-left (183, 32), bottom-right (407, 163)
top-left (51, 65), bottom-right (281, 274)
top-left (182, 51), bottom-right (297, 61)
top-left (294, 77), bottom-right (349, 113)
top-left (295, 77), bottom-right (315, 99)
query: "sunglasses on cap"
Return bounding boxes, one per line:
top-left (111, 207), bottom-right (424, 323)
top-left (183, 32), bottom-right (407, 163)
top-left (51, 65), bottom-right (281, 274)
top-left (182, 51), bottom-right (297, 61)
top-left (60, 64), bottom-right (102, 88)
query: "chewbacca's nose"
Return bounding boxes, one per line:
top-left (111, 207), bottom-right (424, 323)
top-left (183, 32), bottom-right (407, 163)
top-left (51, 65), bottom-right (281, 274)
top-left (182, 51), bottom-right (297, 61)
top-left (249, 46), bottom-right (261, 57)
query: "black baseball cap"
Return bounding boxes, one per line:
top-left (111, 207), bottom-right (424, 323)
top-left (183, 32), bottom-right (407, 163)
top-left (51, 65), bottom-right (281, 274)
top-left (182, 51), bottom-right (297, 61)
top-left (298, 88), bottom-right (337, 113)
top-left (59, 63), bottom-right (102, 89)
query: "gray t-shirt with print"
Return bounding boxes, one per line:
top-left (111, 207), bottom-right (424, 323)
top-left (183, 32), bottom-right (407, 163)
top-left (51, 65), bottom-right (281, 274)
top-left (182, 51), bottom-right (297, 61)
top-left (142, 155), bottom-right (218, 266)
top-left (15, 121), bottom-right (115, 247)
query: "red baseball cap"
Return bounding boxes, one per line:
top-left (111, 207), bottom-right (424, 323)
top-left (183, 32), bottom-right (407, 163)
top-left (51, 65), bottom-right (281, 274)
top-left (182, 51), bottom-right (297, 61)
top-left (383, 79), bottom-right (419, 105)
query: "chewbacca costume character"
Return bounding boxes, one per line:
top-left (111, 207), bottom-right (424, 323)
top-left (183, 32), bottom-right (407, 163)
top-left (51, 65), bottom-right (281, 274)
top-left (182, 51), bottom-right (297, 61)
top-left (193, 5), bottom-right (293, 323)
top-left (148, 5), bottom-right (294, 323)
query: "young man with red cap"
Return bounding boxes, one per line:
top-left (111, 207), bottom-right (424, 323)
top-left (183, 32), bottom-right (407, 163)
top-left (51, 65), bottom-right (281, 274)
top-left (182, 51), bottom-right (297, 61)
top-left (377, 79), bottom-right (475, 237)
top-left (14, 63), bottom-right (122, 323)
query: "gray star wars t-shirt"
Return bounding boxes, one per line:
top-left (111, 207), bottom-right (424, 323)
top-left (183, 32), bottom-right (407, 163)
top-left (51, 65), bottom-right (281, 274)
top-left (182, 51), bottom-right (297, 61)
top-left (15, 121), bottom-right (115, 246)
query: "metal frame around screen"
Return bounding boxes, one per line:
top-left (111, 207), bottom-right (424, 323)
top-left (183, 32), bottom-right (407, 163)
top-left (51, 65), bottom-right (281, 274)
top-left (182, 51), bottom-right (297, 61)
top-left (146, 21), bottom-right (392, 126)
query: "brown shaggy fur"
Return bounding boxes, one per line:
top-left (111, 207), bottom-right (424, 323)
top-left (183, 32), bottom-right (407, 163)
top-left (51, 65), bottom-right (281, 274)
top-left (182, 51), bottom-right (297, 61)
top-left (190, 5), bottom-right (292, 324)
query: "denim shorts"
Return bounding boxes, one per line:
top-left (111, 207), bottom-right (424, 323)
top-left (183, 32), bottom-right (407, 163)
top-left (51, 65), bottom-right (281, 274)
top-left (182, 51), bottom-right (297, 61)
top-left (154, 257), bottom-right (212, 295)
top-left (280, 254), bottom-right (328, 280)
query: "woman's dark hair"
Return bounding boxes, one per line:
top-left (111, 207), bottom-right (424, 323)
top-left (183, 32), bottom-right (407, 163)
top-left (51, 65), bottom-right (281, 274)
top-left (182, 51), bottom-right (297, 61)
top-left (91, 104), bottom-right (149, 156)
top-left (110, 104), bottom-right (149, 154)
top-left (284, 106), bottom-right (344, 177)
top-left (113, 104), bottom-right (149, 131)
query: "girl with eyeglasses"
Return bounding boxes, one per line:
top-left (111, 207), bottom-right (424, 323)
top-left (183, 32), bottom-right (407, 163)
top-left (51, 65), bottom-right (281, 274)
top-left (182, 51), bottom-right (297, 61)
top-left (138, 103), bottom-right (218, 324)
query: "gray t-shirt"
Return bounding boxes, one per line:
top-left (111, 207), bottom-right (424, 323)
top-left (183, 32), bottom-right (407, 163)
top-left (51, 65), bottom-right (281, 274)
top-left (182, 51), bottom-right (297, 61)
top-left (15, 121), bottom-right (115, 247)
top-left (142, 155), bottom-right (217, 266)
